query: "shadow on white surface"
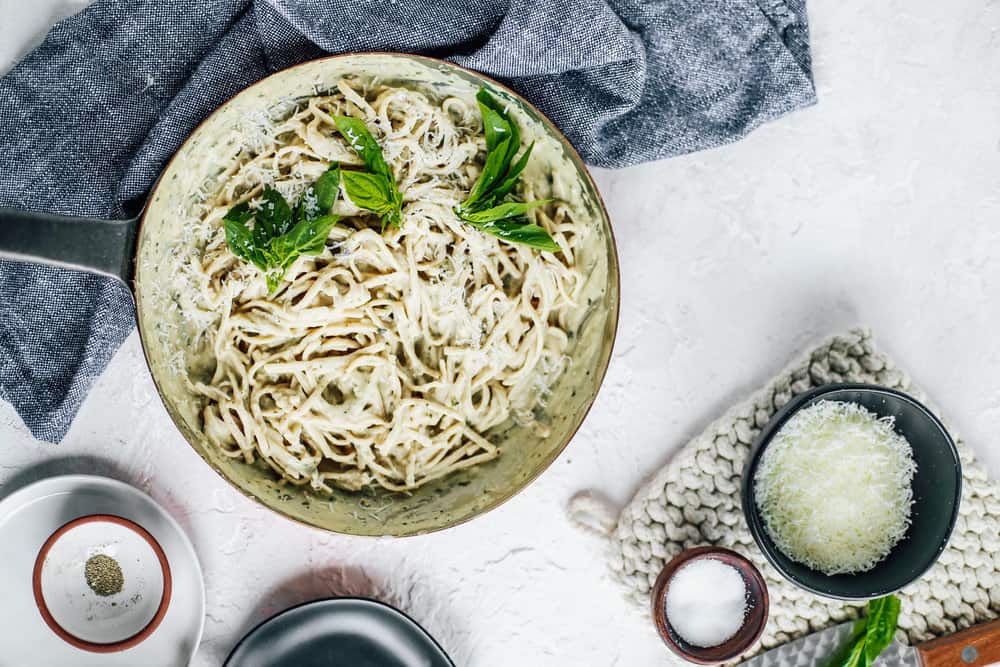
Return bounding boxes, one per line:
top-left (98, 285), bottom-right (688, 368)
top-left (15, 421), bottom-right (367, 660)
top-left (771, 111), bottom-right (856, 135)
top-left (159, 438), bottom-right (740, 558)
top-left (0, 455), bottom-right (128, 499)
top-left (612, 290), bottom-right (863, 496)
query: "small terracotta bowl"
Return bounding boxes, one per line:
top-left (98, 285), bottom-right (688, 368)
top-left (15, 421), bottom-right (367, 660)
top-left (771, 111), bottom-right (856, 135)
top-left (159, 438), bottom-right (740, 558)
top-left (651, 546), bottom-right (769, 664)
top-left (32, 514), bottom-right (172, 653)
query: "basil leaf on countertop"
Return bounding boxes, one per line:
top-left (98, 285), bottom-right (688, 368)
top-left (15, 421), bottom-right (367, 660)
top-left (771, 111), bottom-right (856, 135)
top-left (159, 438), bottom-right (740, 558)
top-left (223, 165), bottom-right (340, 292)
top-left (332, 115), bottom-right (402, 231)
top-left (456, 88), bottom-right (557, 252)
top-left (824, 595), bottom-right (901, 667)
top-left (842, 640), bottom-right (867, 667)
top-left (862, 595), bottom-right (900, 663)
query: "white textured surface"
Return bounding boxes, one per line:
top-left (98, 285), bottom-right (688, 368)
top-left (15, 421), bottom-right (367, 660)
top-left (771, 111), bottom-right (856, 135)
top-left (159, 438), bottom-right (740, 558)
top-left (2, 1), bottom-right (1000, 665)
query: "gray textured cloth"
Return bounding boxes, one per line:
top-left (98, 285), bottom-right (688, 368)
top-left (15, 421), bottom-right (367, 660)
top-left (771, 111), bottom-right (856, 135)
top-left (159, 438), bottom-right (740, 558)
top-left (0, 0), bottom-right (815, 443)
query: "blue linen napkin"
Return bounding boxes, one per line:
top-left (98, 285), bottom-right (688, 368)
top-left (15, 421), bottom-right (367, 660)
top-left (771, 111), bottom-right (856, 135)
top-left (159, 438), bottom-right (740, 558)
top-left (0, 0), bottom-right (815, 443)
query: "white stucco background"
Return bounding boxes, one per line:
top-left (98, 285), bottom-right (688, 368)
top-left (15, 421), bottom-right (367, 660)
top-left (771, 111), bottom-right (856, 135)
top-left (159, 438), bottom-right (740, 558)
top-left (2, 1), bottom-right (999, 665)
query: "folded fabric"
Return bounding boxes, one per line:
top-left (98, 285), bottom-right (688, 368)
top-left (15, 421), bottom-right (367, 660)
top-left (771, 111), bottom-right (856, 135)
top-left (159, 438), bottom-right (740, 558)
top-left (0, 0), bottom-right (816, 442)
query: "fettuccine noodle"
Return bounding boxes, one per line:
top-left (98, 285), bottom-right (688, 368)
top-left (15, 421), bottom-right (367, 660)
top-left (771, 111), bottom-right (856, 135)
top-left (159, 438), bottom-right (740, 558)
top-left (186, 79), bottom-right (584, 492)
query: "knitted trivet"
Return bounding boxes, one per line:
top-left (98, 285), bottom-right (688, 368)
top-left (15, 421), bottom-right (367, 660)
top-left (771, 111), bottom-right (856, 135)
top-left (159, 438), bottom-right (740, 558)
top-left (570, 328), bottom-right (1000, 659)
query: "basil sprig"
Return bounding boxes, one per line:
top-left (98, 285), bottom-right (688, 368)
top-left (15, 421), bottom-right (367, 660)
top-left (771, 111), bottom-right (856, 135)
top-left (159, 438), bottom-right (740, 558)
top-left (826, 595), bottom-right (901, 667)
top-left (223, 165), bottom-right (340, 293)
top-left (332, 116), bottom-right (402, 231)
top-left (455, 88), bottom-right (559, 253)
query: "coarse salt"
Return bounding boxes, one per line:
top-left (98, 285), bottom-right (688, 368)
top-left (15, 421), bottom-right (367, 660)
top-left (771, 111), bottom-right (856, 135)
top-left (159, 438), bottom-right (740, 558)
top-left (665, 558), bottom-right (747, 648)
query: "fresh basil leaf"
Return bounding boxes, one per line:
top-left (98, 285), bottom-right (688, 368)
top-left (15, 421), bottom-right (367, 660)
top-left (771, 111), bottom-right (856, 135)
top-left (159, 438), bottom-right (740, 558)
top-left (459, 199), bottom-right (549, 224)
top-left (272, 214), bottom-right (338, 260)
top-left (261, 214), bottom-right (338, 294)
top-left (257, 243), bottom-right (284, 273)
top-left (223, 168), bottom-right (344, 292)
top-left (265, 271), bottom-right (283, 293)
top-left (223, 203), bottom-right (267, 266)
top-left (863, 596), bottom-right (900, 663)
top-left (458, 90), bottom-right (553, 253)
top-left (823, 619), bottom-right (867, 667)
top-left (332, 116), bottom-right (394, 184)
top-left (295, 199), bottom-right (315, 223)
top-left (255, 186), bottom-right (293, 241)
top-left (332, 117), bottom-right (403, 231)
top-left (842, 640), bottom-right (868, 667)
top-left (387, 205), bottom-right (403, 231)
top-left (224, 202), bottom-right (253, 225)
top-left (503, 130), bottom-right (520, 169)
top-left (342, 170), bottom-right (395, 214)
top-left (824, 596), bottom-right (901, 667)
top-left (342, 169), bottom-right (402, 231)
top-left (224, 216), bottom-right (260, 266)
top-left (850, 617), bottom-right (868, 641)
top-left (464, 135), bottom-right (512, 211)
top-left (476, 87), bottom-right (509, 118)
top-left (478, 104), bottom-right (511, 153)
top-left (296, 165), bottom-right (341, 222)
top-left (489, 142), bottom-right (534, 201)
top-left (469, 218), bottom-right (559, 252)
top-left (476, 88), bottom-right (519, 160)
top-left (314, 165), bottom-right (341, 212)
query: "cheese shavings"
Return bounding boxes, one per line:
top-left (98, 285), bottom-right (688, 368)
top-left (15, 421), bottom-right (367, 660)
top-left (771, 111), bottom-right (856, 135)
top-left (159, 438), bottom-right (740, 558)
top-left (753, 400), bottom-right (917, 575)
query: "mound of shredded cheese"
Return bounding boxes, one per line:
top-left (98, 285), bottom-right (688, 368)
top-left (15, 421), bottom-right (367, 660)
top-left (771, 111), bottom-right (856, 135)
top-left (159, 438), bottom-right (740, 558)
top-left (753, 400), bottom-right (917, 575)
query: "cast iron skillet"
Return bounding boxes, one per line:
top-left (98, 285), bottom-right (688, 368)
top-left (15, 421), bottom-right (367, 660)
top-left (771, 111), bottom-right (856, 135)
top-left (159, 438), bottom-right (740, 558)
top-left (0, 53), bottom-right (621, 537)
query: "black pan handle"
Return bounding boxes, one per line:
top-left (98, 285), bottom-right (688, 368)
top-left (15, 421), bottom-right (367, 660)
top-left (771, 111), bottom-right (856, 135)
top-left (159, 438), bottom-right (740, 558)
top-left (0, 207), bottom-right (140, 286)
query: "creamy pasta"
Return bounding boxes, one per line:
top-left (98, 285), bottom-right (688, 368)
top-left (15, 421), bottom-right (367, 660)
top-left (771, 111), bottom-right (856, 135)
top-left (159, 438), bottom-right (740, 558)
top-left (184, 79), bottom-right (585, 493)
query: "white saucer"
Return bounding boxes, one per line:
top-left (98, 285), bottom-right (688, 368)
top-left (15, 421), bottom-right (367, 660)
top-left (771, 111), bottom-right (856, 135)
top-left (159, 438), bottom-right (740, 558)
top-left (0, 475), bottom-right (204, 666)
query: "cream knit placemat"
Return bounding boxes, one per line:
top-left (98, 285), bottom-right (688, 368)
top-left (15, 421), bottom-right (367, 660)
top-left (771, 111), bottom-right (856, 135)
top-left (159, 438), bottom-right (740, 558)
top-left (571, 328), bottom-right (1000, 659)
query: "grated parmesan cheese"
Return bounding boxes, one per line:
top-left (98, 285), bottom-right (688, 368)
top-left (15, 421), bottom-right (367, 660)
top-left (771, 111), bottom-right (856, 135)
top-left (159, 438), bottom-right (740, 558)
top-left (753, 400), bottom-right (917, 575)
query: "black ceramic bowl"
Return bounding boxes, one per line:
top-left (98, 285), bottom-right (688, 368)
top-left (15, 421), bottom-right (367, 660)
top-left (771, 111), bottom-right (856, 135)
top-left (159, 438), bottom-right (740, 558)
top-left (741, 384), bottom-right (962, 600)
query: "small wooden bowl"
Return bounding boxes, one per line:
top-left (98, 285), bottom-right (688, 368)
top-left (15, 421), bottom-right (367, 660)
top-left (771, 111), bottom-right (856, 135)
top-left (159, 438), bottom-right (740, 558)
top-left (651, 546), bottom-right (769, 664)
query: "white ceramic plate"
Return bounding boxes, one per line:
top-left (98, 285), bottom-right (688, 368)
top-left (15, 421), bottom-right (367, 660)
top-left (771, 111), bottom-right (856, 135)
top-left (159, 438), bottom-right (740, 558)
top-left (0, 475), bottom-right (204, 666)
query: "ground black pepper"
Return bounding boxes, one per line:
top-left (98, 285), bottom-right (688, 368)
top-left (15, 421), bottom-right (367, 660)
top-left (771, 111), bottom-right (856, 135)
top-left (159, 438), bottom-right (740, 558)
top-left (84, 554), bottom-right (124, 597)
